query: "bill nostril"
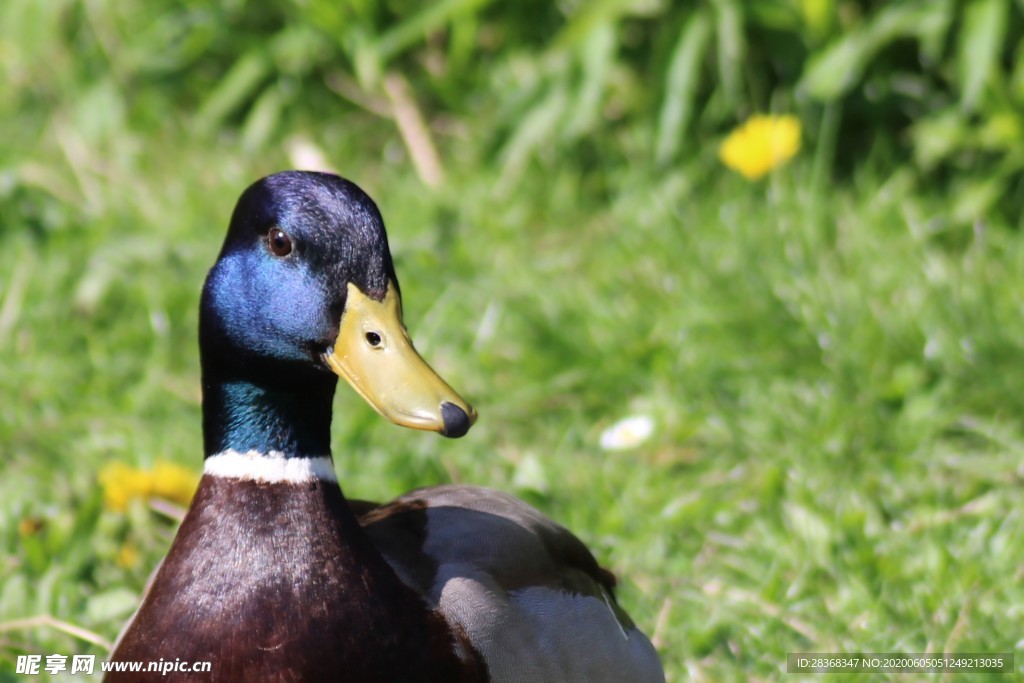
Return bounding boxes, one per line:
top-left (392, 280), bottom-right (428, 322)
top-left (440, 402), bottom-right (472, 439)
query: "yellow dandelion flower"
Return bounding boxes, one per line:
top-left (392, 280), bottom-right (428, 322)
top-left (116, 543), bottom-right (139, 569)
top-left (99, 461), bottom-right (197, 512)
top-left (719, 114), bottom-right (801, 180)
top-left (99, 462), bottom-right (154, 512)
top-left (150, 461), bottom-right (199, 506)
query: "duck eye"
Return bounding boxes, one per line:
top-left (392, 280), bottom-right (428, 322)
top-left (365, 332), bottom-right (382, 347)
top-left (267, 228), bottom-right (293, 257)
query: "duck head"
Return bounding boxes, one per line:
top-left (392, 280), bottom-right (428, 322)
top-left (199, 171), bottom-right (476, 443)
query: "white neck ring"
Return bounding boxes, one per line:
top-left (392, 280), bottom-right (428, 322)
top-left (203, 450), bottom-right (337, 484)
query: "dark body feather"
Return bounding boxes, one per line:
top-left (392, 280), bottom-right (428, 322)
top-left (108, 476), bottom-right (487, 683)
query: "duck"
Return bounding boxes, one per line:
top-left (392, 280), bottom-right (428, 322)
top-left (107, 171), bottom-right (665, 682)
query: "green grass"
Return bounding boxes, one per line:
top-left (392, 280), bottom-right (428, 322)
top-left (3, 4), bottom-right (1024, 681)
top-left (3, 149), bottom-right (1023, 681)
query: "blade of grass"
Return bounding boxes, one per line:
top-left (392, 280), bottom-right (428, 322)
top-left (958, 0), bottom-right (1008, 112)
top-left (711, 0), bottom-right (745, 111)
top-left (384, 73), bottom-right (445, 188)
top-left (655, 10), bottom-right (712, 166)
top-left (0, 616), bottom-right (112, 651)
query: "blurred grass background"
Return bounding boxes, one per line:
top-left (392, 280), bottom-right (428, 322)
top-left (2, 0), bottom-right (1024, 680)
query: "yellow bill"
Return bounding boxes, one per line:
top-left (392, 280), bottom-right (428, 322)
top-left (323, 282), bottom-right (477, 438)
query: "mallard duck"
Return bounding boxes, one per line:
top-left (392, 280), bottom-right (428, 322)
top-left (107, 171), bottom-right (664, 682)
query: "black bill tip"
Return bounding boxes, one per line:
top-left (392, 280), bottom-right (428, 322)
top-left (440, 401), bottom-right (472, 439)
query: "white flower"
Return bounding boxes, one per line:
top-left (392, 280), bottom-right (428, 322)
top-left (599, 415), bottom-right (655, 451)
